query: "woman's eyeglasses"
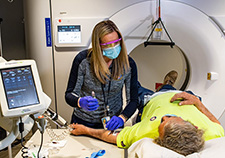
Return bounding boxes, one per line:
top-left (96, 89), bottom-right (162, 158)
top-left (100, 38), bottom-right (122, 49)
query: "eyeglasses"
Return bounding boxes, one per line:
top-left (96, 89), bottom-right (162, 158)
top-left (100, 38), bottom-right (122, 49)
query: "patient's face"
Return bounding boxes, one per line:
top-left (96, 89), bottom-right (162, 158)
top-left (158, 116), bottom-right (184, 139)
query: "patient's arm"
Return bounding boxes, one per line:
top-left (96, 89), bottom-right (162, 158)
top-left (70, 123), bottom-right (118, 144)
top-left (171, 92), bottom-right (221, 124)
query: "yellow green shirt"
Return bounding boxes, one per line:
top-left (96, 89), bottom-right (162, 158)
top-left (117, 92), bottom-right (224, 148)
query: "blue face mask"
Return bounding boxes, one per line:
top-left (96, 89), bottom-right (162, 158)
top-left (102, 44), bottom-right (121, 59)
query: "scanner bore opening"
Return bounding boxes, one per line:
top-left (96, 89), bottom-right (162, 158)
top-left (129, 42), bottom-right (190, 91)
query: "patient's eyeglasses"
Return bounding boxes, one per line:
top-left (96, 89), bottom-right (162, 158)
top-left (100, 38), bottom-right (122, 49)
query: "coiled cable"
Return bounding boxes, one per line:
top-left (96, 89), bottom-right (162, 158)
top-left (19, 117), bottom-right (28, 158)
top-left (45, 119), bottom-right (71, 141)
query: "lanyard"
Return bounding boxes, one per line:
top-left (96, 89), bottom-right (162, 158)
top-left (101, 80), bottom-right (111, 116)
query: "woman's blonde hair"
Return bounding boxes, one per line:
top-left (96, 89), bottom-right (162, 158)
top-left (154, 121), bottom-right (205, 156)
top-left (88, 20), bottom-right (130, 84)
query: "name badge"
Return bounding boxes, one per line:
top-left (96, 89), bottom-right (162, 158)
top-left (101, 116), bottom-right (110, 130)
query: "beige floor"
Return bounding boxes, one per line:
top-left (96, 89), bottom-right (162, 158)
top-left (0, 131), bottom-right (32, 158)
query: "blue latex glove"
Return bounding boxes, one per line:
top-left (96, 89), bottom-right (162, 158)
top-left (90, 150), bottom-right (105, 158)
top-left (79, 96), bottom-right (99, 111)
top-left (106, 116), bottom-right (124, 131)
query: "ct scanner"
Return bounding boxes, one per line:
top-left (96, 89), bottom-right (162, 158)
top-left (23, 0), bottom-right (225, 128)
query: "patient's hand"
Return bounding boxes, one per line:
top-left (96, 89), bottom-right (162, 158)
top-left (171, 92), bottom-right (221, 125)
top-left (69, 123), bottom-right (88, 136)
top-left (170, 92), bottom-right (201, 106)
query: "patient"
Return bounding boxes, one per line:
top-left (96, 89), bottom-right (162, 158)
top-left (70, 71), bottom-right (224, 156)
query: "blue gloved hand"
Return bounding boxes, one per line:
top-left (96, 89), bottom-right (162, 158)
top-left (106, 116), bottom-right (124, 131)
top-left (79, 96), bottom-right (99, 111)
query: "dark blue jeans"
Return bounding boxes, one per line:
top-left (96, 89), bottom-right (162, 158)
top-left (137, 82), bottom-right (176, 110)
top-left (158, 84), bottom-right (176, 91)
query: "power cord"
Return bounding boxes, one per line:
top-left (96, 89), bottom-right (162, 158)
top-left (37, 131), bottom-right (44, 158)
top-left (19, 116), bottom-right (46, 158)
top-left (19, 117), bottom-right (28, 158)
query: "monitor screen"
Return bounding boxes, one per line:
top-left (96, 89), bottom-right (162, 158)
top-left (57, 25), bottom-right (81, 44)
top-left (0, 65), bottom-right (40, 109)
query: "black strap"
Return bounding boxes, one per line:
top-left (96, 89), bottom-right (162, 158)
top-left (101, 80), bottom-right (111, 116)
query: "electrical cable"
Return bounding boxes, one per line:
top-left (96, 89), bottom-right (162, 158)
top-left (19, 117), bottom-right (28, 158)
top-left (37, 132), bottom-right (44, 158)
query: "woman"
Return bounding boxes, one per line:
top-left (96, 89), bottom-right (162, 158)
top-left (65, 20), bottom-right (138, 130)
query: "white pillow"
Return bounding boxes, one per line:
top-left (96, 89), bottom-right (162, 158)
top-left (199, 137), bottom-right (225, 158)
top-left (128, 137), bottom-right (225, 158)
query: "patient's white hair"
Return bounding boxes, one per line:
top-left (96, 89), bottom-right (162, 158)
top-left (154, 121), bottom-right (205, 156)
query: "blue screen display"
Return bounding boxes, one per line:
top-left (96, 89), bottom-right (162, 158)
top-left (0, 66), bottom-right (40, 109)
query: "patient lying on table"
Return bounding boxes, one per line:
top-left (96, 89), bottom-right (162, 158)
top-left (70, 71), bottom-right (224, 156)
